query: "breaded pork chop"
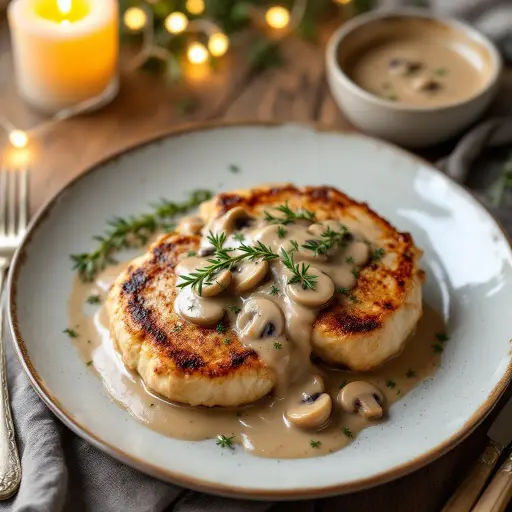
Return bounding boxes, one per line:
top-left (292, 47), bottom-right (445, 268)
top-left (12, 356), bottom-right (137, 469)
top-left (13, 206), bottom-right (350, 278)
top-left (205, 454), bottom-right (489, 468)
top-left (108, 184), bottom-right (423, 406)
top-left (200, 184), bottom-right (424, 372)
top-left (107, 234), bottom-right (275, 407)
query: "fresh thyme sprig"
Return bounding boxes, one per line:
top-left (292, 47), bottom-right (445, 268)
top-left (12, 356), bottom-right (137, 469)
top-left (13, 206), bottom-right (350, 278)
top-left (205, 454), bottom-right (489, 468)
top-left (178, 231), bottom-right (278, 295)
top-left (264, 201), bottom-right (316, 225)
top-left (281, 248), bottom-right (318, 290)
top-left (71, 190), bottom-right (212, 282)
top-left (216, 434), bottom-right (235, 449)
top-left (301, 226), bottom-right (350, 256)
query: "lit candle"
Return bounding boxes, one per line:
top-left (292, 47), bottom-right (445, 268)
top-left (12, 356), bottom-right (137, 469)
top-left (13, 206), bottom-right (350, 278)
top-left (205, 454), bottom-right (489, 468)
top-left (8, 0), bottom-right (118, 114)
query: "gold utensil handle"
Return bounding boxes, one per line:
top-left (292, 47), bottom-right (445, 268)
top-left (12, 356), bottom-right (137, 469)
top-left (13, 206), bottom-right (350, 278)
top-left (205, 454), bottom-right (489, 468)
top-left (0, 270), bottom-right (21, 499)
top-left (472, 452), bottom-right (512, 512)
top-left (442, 438), bottom-right (503, 512)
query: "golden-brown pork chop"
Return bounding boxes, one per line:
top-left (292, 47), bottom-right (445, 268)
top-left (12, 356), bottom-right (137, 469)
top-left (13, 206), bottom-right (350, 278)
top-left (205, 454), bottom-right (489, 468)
top-left (108, 184), bottom-right (423, 406)
top-left (107, 234), bottom-right (274, 407)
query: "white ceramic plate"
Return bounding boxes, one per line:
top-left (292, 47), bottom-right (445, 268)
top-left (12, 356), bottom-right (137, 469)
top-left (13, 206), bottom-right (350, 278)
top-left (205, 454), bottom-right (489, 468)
top-left (8, 123), bottom-right (512, 500)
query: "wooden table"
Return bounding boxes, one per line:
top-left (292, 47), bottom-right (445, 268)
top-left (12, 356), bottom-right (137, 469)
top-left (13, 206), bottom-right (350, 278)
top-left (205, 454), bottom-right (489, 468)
top-left (0, 16), bottom-right (511, 512)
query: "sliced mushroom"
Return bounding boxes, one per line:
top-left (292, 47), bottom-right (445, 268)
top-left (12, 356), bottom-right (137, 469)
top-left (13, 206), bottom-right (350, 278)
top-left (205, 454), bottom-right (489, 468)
top-left (237, 298), bottom-right (284, 340)
top-left (287, 265), bottom-right (335, 308)
top-left (344, 241), bottom-right (370, 266)
top-left (175, 288), bottom-right (224, 327)
top-left (286, 392), bottom-right (332, 429)
top-left (214, 206), bottom-right (255, 234)
top-left (337, 381), bottom-right (384, 420)
top-left (231, 259), bottom-right (269, 293)
top-left (177, 216), bottom-right (204, 235)
top-left (412, 76), bottom-right (441, 93)
top-left (199, 269), bottom-right (232, 297)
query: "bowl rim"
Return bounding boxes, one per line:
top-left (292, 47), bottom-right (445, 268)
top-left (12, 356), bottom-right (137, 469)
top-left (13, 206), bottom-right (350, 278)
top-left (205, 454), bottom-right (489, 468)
top-left (7, 120), bottom-right (512, 500)
top-left (326, 8), bottom-right (503, 112)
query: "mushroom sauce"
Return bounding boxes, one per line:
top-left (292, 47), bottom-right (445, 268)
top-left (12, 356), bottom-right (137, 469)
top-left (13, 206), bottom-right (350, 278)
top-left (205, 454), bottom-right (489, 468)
top-left (345, 37), bottom-right (488, 107)
top-left (69, 207), bottom-right (445, 458)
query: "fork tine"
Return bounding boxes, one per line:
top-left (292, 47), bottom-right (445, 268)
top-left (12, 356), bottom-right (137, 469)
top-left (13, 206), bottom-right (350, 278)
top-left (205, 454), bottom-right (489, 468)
top-left (7, 171), bottom-right (16, 237)
top-left (18, 169), bottom-right (28, 233)
top-left (0, 171), bottom-right (7, 237)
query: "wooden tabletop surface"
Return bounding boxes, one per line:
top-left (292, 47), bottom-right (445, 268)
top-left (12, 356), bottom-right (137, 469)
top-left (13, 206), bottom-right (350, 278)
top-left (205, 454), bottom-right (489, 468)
top-left (1, 15), bottom-right (512, 512)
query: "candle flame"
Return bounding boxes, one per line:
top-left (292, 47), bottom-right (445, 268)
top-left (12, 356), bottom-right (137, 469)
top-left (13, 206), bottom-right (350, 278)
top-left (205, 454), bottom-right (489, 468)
top-left (57, 0), bottom-right (72, 16)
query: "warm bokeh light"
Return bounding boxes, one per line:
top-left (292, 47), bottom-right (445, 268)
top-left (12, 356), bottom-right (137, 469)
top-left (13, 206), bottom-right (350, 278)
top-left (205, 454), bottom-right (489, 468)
top-left (164, 12), bottom-right (188, 34)
top-left (186, 0), bottom-right (205, 15)
top-left (9, 130), bottom-right (28, 149)
top-left (265, 6), bottom-right (290, 29)
top-left (334, 0), bottom-right (352, 4)
top-left (124, 7), bottom-right (147, 31)
top-left (187, 42), bottom-right (208, 64)
top-left (57, 0), bottom-right (71, 15)
top-left (208, 32), bottom-right (229, 57)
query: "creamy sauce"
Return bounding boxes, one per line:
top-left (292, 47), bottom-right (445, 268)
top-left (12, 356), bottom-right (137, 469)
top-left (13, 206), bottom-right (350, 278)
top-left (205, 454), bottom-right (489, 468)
top-left (345, 38), bottom-right (487, 107)
top-left (68, 204), bottom-right (445, 458)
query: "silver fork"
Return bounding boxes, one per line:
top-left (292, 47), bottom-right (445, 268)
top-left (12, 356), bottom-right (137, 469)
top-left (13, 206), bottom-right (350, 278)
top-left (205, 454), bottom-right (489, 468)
top-left (0, 169), bottom-right (27, 499)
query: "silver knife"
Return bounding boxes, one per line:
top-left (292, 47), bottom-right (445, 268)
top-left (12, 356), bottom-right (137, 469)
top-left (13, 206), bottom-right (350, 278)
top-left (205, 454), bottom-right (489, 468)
top-left (442, 395), bottom-right (512, 512)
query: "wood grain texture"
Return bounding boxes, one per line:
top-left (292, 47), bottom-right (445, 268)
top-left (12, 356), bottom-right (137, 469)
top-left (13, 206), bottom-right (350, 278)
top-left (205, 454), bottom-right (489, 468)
top-left (0, 15), bottom-right (511, 512)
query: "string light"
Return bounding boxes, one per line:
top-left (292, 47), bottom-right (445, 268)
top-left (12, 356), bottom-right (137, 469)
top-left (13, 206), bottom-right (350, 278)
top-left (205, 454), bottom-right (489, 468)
top-left (208, 33), bottom-right (229, 57)
top-left (186, 0), bottom-right (205, 15)
top-left (164, 12), bottom-right (189, 34)
top-left (265, 6), bottom-right (290, 29)
top-left (9, 130), bottom-right (28, 149)
top-left (187, 42), bottom-right (209, 64)
top-left (123, 7), bottom-right (147, 31)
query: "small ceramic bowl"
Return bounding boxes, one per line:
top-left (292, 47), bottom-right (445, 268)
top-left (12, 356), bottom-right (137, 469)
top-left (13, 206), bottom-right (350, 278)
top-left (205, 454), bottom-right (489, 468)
top-left (326, 9), bottom-right (503, 148)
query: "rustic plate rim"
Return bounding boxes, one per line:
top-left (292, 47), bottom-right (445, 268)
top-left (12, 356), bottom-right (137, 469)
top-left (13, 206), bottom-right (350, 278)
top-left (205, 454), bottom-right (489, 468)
top-left (7, 120), bottom-right (512, 500)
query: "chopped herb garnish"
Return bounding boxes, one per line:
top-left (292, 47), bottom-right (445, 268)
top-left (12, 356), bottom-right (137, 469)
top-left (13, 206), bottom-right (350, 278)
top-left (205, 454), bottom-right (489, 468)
top-left (216, 322), bottom-right (226, 334)
top-left (339, 287), bottom-right (350, 295)
top-left (371, 248), bottom-right (385, 261)
top-left (386, 94), bottom-right (398, 101)
top-left (216, 434), bottom-right (235, 449)
top-left (433, 343), bottom-right (444, 353)
top-left (187, 303), bottom-right (195, 311)
top-left (178, 231), bottom-right (278, 295)
top-left (223, 338), bottom-right (231, 345)
top-left (86, 294), bottom-right (101, 305)
top-left (187, 250), bottom-right (197, 257)
top-left (270, 284), bottom-right (279, 295)
top-left (172, 324), bottom-right (183, 333)
top-left (281, 249), bottom-right (318, 290)
top-left (436, 332), bottom-right (450, 343)
top-left (339, 380), bottom-right (348, 389)
top-left (406, 369), bottom-right (416, 379)
top-left (264, 201), bottom-right (315, 225)
top-left (228, 305), bottom-right (241, 314)
top-left (233, 232), bottom-right (245, 243)
top-left (63, 328), bottom-right (78, 338)
top-left (86, 360), bottom-right (93, 366)
top-left (386, 379), bottom-right (396, 389)
top-left (433, 68), bottom-right (448, 77)
top-left (346, 256), bottom-right (355, 264)
top-left (274, 342), bottom-right (282, 350)
top-left (301, 226), bottom-right (350, 256)
top-left (289, 240), bottom-right (299, 252)
top-left (229, 164), bottom-right (241, 174)
top-left (277, 225), bottom-right (286, 239)
top-left (310, 440), bottom-right (321, 448)
top-left (342, 427), bottom-right (353, 439)
top-left (236, 411), bottom-right (242, 417)
top-left (396, 389), bottom-right (401, 395)
top-left (71, 190), bottom-right (212, 282)
top-left (348, 294), bottom-right (359, 303)
top-left (149, 403), bottom-right (154, 407)
top-left (351, 268), bottom-right (359, 279)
